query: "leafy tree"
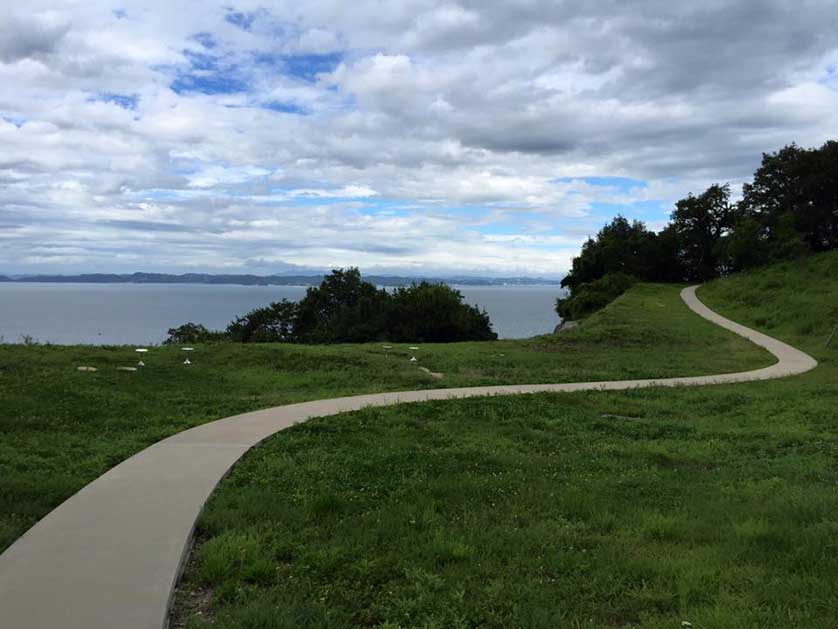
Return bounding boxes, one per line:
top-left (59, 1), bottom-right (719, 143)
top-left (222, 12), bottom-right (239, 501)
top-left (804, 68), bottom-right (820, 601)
top-left (561, 216), bottom-right (663, 290)
top-left (164, 322), bottom-right (228, 344)
top-left (556, 140), bottom-right (838, 320)
top-left (387, 282), bottom-right (496, 342)
top-left (219, 270), bottom-right (497, 344)
top-left (741, 141), bottom-right (838, 255)
top-left (227, 300), bottom-right (298, 343)
top-left (556, 273), bottom-right (636, 321)
top-left (654, 224), bottom-right (687, 282)
top-left (294, 268), bottom-right (391, 343)
top-left (669, 184), bottom-right (734, 281)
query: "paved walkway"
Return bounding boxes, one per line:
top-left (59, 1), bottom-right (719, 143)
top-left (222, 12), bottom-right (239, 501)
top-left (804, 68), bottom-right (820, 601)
top-left (0, 286), bottom-right (818, 629)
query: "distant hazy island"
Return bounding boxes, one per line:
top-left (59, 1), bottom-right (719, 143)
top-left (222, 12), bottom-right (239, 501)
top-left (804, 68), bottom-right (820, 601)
top-left (0, 272), bottom-right (562, 287)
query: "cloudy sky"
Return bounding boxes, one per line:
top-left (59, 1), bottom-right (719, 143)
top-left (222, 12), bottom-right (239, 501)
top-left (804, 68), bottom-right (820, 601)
top-left (1, 1), bottom-right (837, 277)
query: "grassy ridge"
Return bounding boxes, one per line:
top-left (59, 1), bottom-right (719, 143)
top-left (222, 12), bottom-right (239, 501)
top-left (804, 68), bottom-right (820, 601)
top-left (173, 253), bottom-right (838, 628)
top-left (0, 284), bottom-right (771, 553)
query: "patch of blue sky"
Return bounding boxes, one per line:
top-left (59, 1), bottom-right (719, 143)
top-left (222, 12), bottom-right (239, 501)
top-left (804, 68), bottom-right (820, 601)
top-left (819, 64), bottom-right (837, 89)
top-left (419, 204), bottom-right (490, 220)
top-left (126, 188), bottom-right (187, 201)
top-left (170, 51), bottom-right (249, 95)
top-left (474, 223), bottom-right (527, 235)
top-left (91, 93), bottom-right (139, 110)
top-left (553, 176), bottom-right (648, 193)
top-left (263, 101), bottom-right (307, 115)
top-left (181, 50), bottom-right (217, 71)
top-left (171, 73), bottom-right (248, 94)
top-left (1, 113), bottom-right (26, 127)
top-left (255, 52), bottom-right (343, 82)
top-left (224, 10), bottom-right (260, 31)
top-left (169, 50), bottom-right (249, 94)
top-left (350, 199), bottom-right (415, 216)
top-left (190, 32), bottom-right (217, 49)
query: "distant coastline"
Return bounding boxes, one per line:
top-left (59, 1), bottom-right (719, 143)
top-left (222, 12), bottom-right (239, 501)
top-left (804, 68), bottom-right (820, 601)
top-left (0, 272), bottom-right (562, 287)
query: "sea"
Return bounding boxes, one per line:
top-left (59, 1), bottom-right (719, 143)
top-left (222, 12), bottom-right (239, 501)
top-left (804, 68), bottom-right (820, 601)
top-left (0, 283), bottom-right (563, 345)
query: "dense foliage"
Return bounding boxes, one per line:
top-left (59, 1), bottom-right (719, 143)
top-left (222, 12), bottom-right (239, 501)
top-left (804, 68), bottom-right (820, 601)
top-left (164, 322), bottom-right (227, 344)
top-left (226, 300), bottom-right (298, 343)
top-left (293, 269), bottom-right (392, 344)
top-left (387, 281), bottom-right (496, 342)
top-left (165, 269), bottom-right (496, 344)
top-left (555, 272), bottom-right (636, 321)
top-left (559, 140), bottom-right (838, 318)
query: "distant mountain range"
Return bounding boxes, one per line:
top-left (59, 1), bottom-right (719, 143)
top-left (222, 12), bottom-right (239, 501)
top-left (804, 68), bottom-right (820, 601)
top-left (0, 272), bottom-right (562, 287)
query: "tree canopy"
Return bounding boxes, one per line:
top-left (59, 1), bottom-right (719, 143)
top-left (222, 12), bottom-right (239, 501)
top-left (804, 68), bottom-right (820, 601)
top-left (558, 140), bottom-right (838, 319)
top-left (166, 269), bottom-right (497, 344)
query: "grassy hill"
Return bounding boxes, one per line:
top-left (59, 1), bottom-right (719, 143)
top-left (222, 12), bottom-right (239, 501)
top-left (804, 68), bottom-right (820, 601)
top-left (0, 283), bottom-right (770, 553)
top-left (171, 253), bottom-right (838, 628)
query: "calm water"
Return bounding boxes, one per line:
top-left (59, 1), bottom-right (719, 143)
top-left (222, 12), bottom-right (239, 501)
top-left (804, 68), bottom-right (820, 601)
top-left (0, 283), bottom-right (563, 344)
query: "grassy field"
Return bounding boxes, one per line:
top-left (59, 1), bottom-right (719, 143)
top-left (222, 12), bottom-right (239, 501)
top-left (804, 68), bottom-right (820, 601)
top-left (171, 252), bottom-right (838, 628)
top-left (0, 283), bottom-right (772, 553)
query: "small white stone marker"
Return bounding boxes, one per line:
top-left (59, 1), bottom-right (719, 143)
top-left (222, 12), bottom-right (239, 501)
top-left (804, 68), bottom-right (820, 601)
top-left (76, 366), bottom-right (98, 372)
top-left (135, 348), bottom-right (148, 367)
top-left (183, 358), bottom-right (191, 365)
top-left (182, 347), bottom-right (193, 365)
top-left (409, 346), bottom-right (419, 350)
top-left (409, 356), bottom-right (417, 362)
top-left (116, 366), bottom-right (138, 372)
top-left (382, 345), bottom-right (392, 349)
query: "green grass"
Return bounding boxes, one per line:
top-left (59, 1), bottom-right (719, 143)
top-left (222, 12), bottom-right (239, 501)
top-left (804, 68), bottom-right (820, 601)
top-left (0, 284), bottom-right (771, 553)
top-left (171, 252), bottom-right (838, 628)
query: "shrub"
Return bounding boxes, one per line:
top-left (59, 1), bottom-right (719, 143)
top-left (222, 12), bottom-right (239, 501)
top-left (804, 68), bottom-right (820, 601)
top-left (294, 268), bottom-right (391, 343)
top-left (227, 300), bottom-right (298, 343)
top-left (555, 273), bottom-right (636, 321)
top-left (168, 269), bottom-right (498, 344)
top-left (164, 322), bottom-right (228, 344)
top-left (387, 282), bottom-right (496, 342)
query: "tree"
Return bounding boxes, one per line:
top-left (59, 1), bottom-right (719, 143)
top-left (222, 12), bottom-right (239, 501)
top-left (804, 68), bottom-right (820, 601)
top-left (800, 140), bottom-right (838, 251)
top-left (387, 282), bottom-right (496, 342)
top-left (561, 216), bottom-right (664, 290)
top-left (669, 184), bottom-right (734, 281)
top-left (294, 268), bottom-right (391, 343)
top-left (227, 300), bottom-right (298, 343)
top-left (164, 322), bottom-right (228, 344)
top-left (740, 141), bottom-right (838, 256)
top-left (555, 272), bottom-right (636, 321)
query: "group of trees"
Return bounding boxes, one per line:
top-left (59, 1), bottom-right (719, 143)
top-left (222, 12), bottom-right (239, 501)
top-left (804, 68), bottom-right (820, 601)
top-left (558, 140), bottom-right (838, 319)
top-left (166, 268), bottom-right (497, 344)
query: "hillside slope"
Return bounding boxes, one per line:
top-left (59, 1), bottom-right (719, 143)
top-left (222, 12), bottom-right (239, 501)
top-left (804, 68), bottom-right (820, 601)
top-left (173, 257), bottom-right (837, 628)
top-left (0, 283), bottom-right (771, 553)
top-left (700, 250), bottom-right (838, 357)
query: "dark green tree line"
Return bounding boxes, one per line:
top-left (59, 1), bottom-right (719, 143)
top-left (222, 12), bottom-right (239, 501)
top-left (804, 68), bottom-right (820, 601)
top-left (166, 268), bottom-right (496, 344)
top-left (559, 140), bottom-right (838, 319)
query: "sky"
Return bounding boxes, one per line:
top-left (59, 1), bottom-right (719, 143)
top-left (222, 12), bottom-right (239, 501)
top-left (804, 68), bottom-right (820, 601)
top-left (1, 1), bottom-right (837, 277)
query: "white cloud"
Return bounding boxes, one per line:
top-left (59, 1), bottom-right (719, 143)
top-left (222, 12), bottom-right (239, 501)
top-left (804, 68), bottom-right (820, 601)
top-left (1, 0), bottom-right (837, 275)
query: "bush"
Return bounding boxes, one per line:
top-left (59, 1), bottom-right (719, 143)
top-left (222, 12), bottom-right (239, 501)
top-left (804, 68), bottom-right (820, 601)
top-left (164, 322), bottom-right (228, 344)
top-left (227, 300), bottom-right (298, 343)
top-left (294, 268), bottom-right (391, 343)
top-left (555, 273), bottom-right (636, 321)
top-left (387, 282), bottom-right (496, 342)
top-left (169, 269), bottom-right (499, 345)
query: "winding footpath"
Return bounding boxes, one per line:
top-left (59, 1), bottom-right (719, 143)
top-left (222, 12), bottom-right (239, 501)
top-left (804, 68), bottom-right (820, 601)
top-left (0, 286), bottom-right (818, 629)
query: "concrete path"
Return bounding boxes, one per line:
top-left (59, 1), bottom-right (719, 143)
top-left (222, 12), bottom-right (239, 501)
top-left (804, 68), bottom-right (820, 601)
top-left (0, 286), bottom-right (817, 629)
